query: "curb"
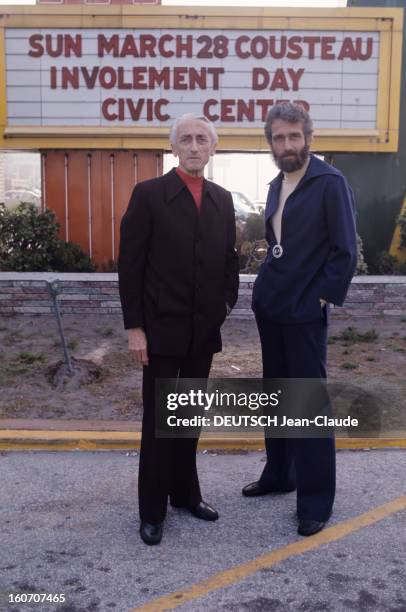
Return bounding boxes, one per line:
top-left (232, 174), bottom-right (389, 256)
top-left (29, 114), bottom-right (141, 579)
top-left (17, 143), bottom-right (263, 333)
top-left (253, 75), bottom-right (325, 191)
top-left (0, 430), bottom-right (405, 451)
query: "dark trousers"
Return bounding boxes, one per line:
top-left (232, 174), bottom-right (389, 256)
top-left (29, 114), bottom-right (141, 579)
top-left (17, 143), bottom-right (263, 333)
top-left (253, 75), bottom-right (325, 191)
top-left (256, 317), bottom-right (335, 522)
top-left (139, 352), bottom-right (213, 524)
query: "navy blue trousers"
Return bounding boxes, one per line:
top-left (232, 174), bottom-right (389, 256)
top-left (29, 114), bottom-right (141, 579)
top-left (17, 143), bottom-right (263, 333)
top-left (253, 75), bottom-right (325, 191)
top-left (255, 317), bottom-right (335, 522)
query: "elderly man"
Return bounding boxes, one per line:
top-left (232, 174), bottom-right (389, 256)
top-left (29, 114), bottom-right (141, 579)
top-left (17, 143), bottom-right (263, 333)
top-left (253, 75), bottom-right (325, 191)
top-left (118, 114), bottom-right (239, 545)
top-left (243, 103), bottom-right (357, 536)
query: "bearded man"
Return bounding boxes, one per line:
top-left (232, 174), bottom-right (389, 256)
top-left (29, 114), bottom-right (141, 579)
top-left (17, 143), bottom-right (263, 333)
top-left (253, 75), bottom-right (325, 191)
top-left (243, 103), bottom-right (357, 536)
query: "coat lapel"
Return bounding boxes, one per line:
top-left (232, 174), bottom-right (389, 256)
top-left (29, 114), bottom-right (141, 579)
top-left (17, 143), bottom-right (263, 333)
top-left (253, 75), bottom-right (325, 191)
top-left (265, 173), bottom-right (283, 224)
top-left (164, 168), bottom-right (187, 205)
top-left (202, 180), bottom-right (221, 214)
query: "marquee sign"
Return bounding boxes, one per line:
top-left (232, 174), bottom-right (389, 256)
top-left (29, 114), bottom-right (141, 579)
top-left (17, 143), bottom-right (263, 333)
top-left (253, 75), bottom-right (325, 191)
top-left (0, 6), bottom-right (403, 151)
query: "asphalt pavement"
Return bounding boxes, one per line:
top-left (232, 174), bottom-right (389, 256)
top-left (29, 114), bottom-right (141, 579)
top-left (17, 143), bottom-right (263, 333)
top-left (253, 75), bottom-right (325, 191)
top-left (0, 449), bottom-right (405, 612)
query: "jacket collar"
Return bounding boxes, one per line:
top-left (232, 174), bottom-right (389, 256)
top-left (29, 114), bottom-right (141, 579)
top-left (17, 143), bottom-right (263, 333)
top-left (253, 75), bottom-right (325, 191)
top-left (164, 167), bottom-right (186, 202)
top-left (269, 153), bottom-right (341, 189)
top-left (265, 154), bottom-right (341, 221)
top-left (164, 167), bottom-right (220, 211)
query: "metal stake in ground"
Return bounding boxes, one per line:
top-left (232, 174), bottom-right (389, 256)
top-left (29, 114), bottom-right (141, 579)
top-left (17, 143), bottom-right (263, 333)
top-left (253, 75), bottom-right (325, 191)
top-left (46, 280), bottom-right (74, 376)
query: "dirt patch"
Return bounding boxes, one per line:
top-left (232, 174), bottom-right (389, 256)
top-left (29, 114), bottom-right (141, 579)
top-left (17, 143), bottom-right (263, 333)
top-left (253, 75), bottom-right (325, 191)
top-left (0, 313), bottom-right (405, 429)
top-left (48, 357), bottom-right (103, 391)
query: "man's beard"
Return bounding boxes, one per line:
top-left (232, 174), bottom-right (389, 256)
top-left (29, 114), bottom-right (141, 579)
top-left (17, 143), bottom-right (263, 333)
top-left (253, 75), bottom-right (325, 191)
top-left (273, 142), bottom-right (310, 173)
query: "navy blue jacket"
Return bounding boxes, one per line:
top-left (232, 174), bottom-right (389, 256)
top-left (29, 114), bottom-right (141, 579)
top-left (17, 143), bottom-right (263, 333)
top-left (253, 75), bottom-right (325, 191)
top-left (252, 154), bottom-right (357, 324)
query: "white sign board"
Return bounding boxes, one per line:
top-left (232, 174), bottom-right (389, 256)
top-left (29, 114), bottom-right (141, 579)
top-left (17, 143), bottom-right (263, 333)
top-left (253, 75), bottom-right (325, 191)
top-left (6, 28), bottom-right (379, 128)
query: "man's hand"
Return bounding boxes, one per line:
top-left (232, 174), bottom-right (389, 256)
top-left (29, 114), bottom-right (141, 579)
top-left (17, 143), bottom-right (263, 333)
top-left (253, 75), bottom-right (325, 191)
top-left (320, 298), bottom-right (328, 308)
top-left (226, 303), bottom-right (232, 316)
top-left (128, 328), bottom-right (149, 366)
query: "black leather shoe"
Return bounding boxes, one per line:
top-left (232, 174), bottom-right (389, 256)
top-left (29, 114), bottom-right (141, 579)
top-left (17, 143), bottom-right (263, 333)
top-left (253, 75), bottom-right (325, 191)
top-left (140, 521), bottom-right (163, 545)
top-left (297, 519), bottom-right (327, 537)
top-left (190, 501), bottom-right (219, 521)
top-left (242, 481), bottom-right (295, 497)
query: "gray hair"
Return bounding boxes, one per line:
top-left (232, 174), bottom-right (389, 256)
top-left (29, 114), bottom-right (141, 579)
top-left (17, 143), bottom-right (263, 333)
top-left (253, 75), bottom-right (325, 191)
top-left (264, 103), bottom-right (313, 144)
top-left (170, 114), bottom-right (218, 146)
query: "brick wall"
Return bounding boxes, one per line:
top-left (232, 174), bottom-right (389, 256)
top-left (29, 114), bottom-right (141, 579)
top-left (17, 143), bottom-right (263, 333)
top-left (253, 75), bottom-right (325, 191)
top-left (0, 273), bottom-right (405, 318)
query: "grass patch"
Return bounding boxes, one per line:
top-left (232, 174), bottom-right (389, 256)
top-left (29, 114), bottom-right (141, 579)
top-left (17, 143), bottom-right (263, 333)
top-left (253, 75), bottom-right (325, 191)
top-left (126, 388), bottom-right (142, 403)
top-left (338, 326), bottom-right (379, 343)
top-left (0, 363), bottom-right (11, 378)
top-left (341, 362), bottom-right (358, 370)
top-left (67, 339), bottom-right (78, 350)
top-left (366, 356), bottom-right (376, 362)
top-left (17, 351), bottom-right (46, 365)
top-left (101, 326), bottom-right (114, 338)
top-left (3, 331), bottom-right (27, 345)
top-left (0, 402), bottom-right (27, 416)
top-left (1, 362), bottom-right (29, 376)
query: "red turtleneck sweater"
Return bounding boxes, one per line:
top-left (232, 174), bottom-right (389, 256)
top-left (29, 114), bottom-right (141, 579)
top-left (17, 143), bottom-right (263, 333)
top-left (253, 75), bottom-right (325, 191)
top-left (176, 167), bottom-right (204, 211)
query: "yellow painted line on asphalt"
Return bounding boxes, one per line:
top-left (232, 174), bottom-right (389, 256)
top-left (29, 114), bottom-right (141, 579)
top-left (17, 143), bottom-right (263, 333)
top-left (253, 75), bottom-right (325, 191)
top-left (0, 430), bottom-right (139, 440)
top-left (0, 431), bottom-right (405, 451)
top-left (0, 430), bottom-right (140, 451)
top-left (0, 441), bottom-right (140, 451)
top-left (0, 430), bottom-right (141, 452)
top-left (336, 438), bottom-right (406, 449)
top-left (130, 496), bottom-right (406, 612)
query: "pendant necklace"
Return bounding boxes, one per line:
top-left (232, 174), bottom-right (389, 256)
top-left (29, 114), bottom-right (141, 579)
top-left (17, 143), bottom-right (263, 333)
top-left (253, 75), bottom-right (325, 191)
top-left (272, 244), bottom-right (283, 258)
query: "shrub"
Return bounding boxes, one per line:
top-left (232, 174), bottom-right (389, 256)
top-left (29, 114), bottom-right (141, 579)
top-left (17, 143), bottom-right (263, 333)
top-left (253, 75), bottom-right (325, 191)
top-left (0, 202), bottom-right (95, 272)
top-left (374, 251), bottom-right (406, 275)
top-left (356, 234), bottom-right (368, 274)
top-left (397, 209), bottom-right (406, 249)
top-left (50, 241), bottom-right (96, 273)
top-left (396, 260), bottom-right (406, 274)
top-left (100, 258), bottom-right (118, 272)
top-left (235, 212), bottom-right (267, 273)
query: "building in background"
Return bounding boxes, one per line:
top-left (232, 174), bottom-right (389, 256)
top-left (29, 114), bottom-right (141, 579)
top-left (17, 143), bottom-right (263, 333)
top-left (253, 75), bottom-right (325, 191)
top-left (0, 3), bottom-right (403, 268)
top-left (0, 152), bottom-right (41, 207)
